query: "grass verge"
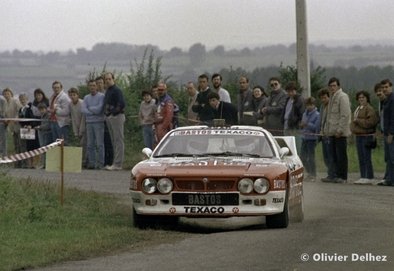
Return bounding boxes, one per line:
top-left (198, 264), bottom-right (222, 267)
top-left (0, 173), bottom-right (188, 271)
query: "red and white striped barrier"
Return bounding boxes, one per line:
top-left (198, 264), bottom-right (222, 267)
top-left (0, 139), bottom-right (63, 164)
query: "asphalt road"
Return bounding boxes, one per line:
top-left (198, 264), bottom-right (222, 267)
top-left (6, 168), bottom-right (394, 271)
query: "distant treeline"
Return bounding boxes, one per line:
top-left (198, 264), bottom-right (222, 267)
top-left (1, 42), bottom-right (394, 68)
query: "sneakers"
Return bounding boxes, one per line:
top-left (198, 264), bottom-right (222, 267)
top-left (335, 178), bottom-right (347, 184)
top-left (105, 165), bottom-right (122, 171)
top-left (354, 178), bottom-right (375, 185)
top-left (321, 177), bottom-right (337, 183)
top-left (304, 175), bottom-right (316, 182)
top-left (321, 177), bottom-right (347, 183)
top-left (377, 180), bottom-right (392, 186)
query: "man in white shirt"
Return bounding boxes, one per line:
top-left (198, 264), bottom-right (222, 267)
top-left (211, 73), bottom-right (231, 103)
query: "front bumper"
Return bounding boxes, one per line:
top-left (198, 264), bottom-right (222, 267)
top-left (131, 190), bottom-right (286, 217)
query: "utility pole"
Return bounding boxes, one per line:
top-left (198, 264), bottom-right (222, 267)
top-left (295, 0), bottom-right (311, 98)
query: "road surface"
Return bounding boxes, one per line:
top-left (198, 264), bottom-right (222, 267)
top-left (5, 169), bottom-right (393, 271)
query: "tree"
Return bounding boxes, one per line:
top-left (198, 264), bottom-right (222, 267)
top-left (212, 45), bottom-right (225, 57)
top-left (188, 43), bottom-right (206, 67)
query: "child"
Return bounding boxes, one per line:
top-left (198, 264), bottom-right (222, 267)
top-left (300, 97), bottom-right (320, 181)
top-left (68, 87), bottom-right (87, 168)
top-left (35, 103), bottom-right (52, 169)
top-left (138, 90), bottom-right (156, 149)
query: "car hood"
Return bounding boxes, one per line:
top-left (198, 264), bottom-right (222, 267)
top-left (133, 157), bottom-right (287, 177)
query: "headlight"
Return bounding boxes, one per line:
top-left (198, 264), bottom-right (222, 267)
top-left (238, 178), bottom-right (254, 194)
top-left (254, 178), bottom-right (270, 194)
top-left (142, 178), bottom-right (157, 194)
top-left (157, 178), bottom-right (173, 194)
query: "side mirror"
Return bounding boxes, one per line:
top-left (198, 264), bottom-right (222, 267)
top-left (142, 148), bottom-right (153, 158)
top-left (279, 147), bottom-right (289, 159)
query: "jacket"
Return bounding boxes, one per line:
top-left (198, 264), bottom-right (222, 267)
top-left (49, 90), bottom-right (71, 128)
top-left (282, 94), bottom-right (305, 129)
top-left (263, 89), bottom-right (287, 132)
top-left (350, 103), bottom-right (378, 135)
top-left (301, 107), bottom-right (320, 140)
top-left (324, 88), bottom-right (351, 137)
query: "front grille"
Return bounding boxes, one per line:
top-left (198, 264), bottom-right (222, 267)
top-left (175, 179), bottom-right (236, 191)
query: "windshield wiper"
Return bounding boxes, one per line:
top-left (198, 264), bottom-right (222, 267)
top-left (199, 152), bottom-right (262, 158)
top-left (154, 153), bottom-right (192, 158)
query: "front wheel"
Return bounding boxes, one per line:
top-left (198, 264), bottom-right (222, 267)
top-left (266, 194), bottom-right (289, 228)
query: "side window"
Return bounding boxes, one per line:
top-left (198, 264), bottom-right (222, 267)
top-left (274, 138), bottom-right (293, 156)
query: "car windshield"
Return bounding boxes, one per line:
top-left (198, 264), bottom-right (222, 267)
top-left (153, 129), bottom-right (274, 158)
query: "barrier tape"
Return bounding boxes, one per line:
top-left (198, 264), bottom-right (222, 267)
top-left (0, 139), bottom-right (63, 164)
top-left (0, 118), bottom-right (43, 122)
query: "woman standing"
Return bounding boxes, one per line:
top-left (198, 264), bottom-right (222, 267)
top-left (351, 90), bottom-right (379, 184)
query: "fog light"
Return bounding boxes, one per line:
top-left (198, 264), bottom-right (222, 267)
top-left (145, 199), bottom-right (158, 206)
top-left (254, 199), bottom-right (266, 206)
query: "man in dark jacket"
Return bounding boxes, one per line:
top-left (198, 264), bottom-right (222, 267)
top-left (261, 77), bottom-right (287, 135)
top-left (380, 79), bottom-right (394, 186)
top-left (207, 92), bottom-right (238, 126)
top-left (103, 72), bottom-right (126, 171)
top-left (282, 81), bottom-right (305, 153)
top-left (192, 74), bottom-right (213, 123)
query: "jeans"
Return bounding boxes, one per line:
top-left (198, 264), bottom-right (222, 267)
top-left (355, 135), bottom-right (374, 179)
top-left (106, 114), bottom-right (125, 168)
top-left (384, 136), bottom-right (394, 185)
top-left (86, 122), bottom-right (105, 168)
top-left (329, 136), bottom-right (348, 180)
top-left (0, 123), bottom-right (6, 156)
top-left (322, 137), bottom-right (336, 179)
top-left (142, 124), bottom-right (154, 149)
top-left (300, 139), bottom-right (317, 176)
top-left (50, 122), bottom-right (69, 145)
top-left (104, 122), bottom-right (113, 166)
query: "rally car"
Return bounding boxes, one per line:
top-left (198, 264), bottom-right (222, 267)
top-left (130, 125), bottom-right (304, 229)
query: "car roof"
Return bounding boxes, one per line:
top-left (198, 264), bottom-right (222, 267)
top-left (172, 125), bottom-right (267, 133)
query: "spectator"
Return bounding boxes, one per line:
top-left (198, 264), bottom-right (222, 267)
top-left (0, 96), bottom-right (6, 156)
top-left (103, 72), bottom-right (126, 171)
top-left (35, 103), bottom-right (51, 169)
top-left (207, 92), bottom-right (238, 126)
top-left (318, 88), bottom-right (335, 181)
top-left (3, 88), bottom-right (21, 162)
top-left (211, 73), bottom-right (231, 103)
top-left (138, 90), bottom-right (156, 149)
top-left (300, 97), bottom-right (320, 182)
top-left (186, 81), bottom-right (198, 124)
top-left (95, 76), bottom-right (106, 93)
top-left (379, 79), bottom-right (394, 186)
top-left (237, 76), bottom-right (254, 125)
top-left (261, 77), bottom-right (287, 136)
top-left (154, 82), bottom-right (174, 144)
top-left (96, 75), bottom-right (113, 167)
top-left (19, 93), bottom-right (40, 168)
top-left (282, 81), bottom-right (305, 153)
top-left (374, 82), bottom-right (387, 184)
top-left (68, 87), bottom-right (87, 168)
top-left (31, 88), bottom-right (50, 148)
top-left (322, 77), bottom-right (351, 183)
top-left (351, 91), bottom-right (379, 184)
top-left (192, 74), bottom-right (213, 123)
top-left (243, 85), bottom-right (267, 126)
top-left (81, 80), bottom-right (105, 169)
top-left (49, 81), bottom-right (71, 145)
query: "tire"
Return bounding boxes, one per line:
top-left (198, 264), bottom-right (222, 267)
top-left (266, 193), bottom-right (289, 229)
top-left (290, 194), bottom-right (304, 223)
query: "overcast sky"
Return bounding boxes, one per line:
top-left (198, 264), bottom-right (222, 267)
top-left (2, 0), bottom-right (393, 52)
